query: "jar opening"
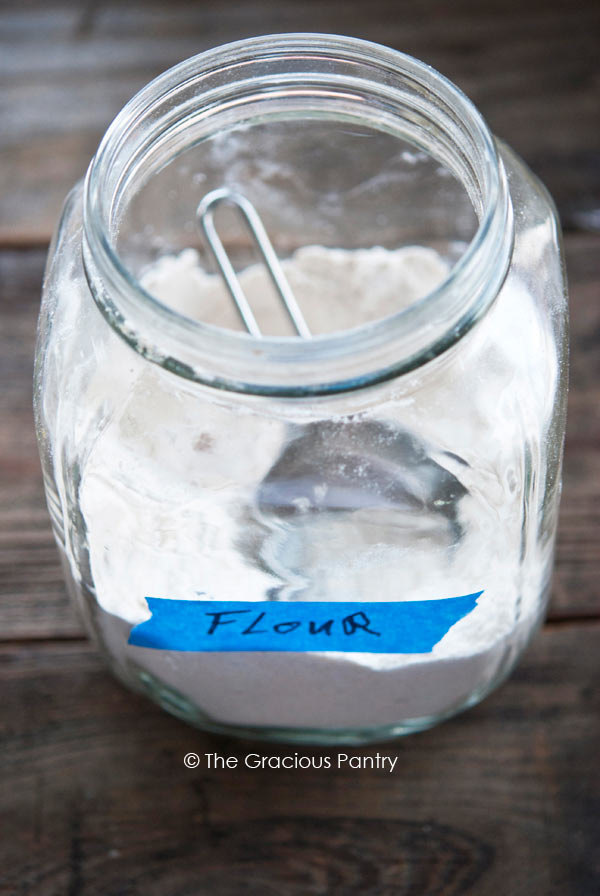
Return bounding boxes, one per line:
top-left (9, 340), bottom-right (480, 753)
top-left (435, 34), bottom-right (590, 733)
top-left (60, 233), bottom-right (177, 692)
top-left (83, 33), bottom-right (513, 396)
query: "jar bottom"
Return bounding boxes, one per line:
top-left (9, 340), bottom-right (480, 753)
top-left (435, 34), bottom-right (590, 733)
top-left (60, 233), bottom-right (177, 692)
top-left (58, 542), bottom-right (544, 745)
top-left (122, 651), bottom-right (524, 745)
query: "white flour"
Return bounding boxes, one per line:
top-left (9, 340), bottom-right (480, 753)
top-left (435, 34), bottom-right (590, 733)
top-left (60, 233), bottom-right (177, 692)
top-left (70, 244), bottom-right (556, 731)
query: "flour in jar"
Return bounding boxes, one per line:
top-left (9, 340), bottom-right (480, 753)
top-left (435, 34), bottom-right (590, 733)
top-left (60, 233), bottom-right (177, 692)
top-left (74, 243), bottom-right (556, 731)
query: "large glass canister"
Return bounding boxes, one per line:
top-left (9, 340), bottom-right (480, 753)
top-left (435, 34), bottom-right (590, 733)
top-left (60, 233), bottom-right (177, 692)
top-left (34, 34), bottom-right (568, 744)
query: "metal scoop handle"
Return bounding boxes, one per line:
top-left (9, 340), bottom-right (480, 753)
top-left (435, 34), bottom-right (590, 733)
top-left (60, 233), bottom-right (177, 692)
top-left (196, 188), bottom-right (311, 339)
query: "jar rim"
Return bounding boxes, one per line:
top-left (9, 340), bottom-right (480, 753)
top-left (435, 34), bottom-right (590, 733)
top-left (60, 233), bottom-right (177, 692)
top-left (83, 32), bottom-right (513, 396)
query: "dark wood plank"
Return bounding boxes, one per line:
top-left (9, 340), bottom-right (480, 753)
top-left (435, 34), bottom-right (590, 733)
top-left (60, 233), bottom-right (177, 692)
top-left (552, 232), bottom-right (600, 618)
top-left (0, 248), bottom-right (83, 639)
top-left (1, 0), bottom-right (598, 243)
top-left (0, 233), bottom-right (598, 638)
top-left (2, 6), bottom-right (598, 893)
top-left (1, 622), bottom-right (598, 894)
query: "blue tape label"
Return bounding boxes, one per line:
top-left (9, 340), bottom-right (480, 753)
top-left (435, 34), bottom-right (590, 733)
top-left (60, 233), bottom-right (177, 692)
top-left (128, 592), bottom-right (482, 653)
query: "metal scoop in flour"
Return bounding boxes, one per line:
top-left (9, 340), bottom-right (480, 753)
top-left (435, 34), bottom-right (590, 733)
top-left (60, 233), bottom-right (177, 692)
top-left (196, 188), bottom-right (311, 339)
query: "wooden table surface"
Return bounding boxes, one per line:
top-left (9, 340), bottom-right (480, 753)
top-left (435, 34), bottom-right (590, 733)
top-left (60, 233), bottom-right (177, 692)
top-left (1, 2), bottom-right (599, 894)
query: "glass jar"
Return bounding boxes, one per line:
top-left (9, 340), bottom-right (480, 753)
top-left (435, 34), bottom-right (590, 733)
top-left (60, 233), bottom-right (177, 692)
top-left (34, 34), bottom-right (568, 744)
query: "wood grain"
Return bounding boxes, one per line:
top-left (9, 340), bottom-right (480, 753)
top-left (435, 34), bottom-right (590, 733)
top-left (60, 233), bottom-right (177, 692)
top-left (1, 622), bottom-right (598, 894)
top-left (1, 5), bottom-right (599, 893)
top-left (1, 0), bottom-right (598, 243)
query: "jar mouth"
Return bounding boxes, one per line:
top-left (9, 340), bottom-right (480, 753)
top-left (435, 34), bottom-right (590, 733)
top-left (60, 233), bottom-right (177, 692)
top-left (83, 33), bottom-right (513, 396)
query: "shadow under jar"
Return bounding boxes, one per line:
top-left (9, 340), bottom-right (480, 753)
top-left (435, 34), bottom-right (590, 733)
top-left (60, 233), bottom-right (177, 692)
top-left (34, 34), bottom-right (568, 744)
